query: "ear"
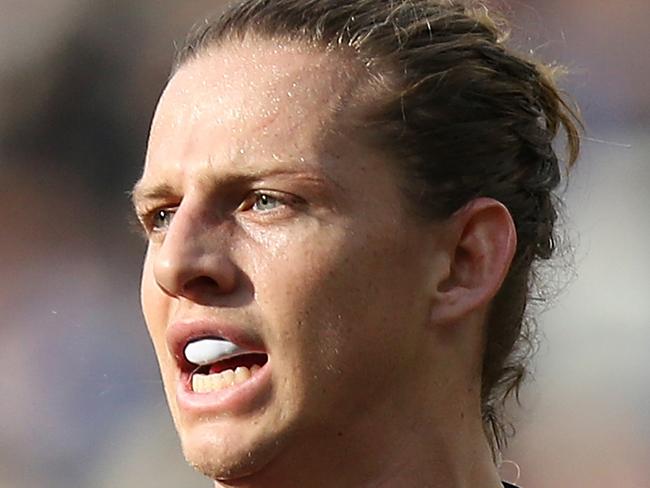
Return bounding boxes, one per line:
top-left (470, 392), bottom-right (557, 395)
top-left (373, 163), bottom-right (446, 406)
top-left (430, 198), bottom-right (517, 325)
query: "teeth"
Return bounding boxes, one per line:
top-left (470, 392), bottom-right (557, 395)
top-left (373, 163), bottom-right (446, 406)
top-left (221, 369), bottom-right (235, 385)
top-left (235, 366), bottom-right (251, 383)
top-left (191, 364), bottom-right (261, 394)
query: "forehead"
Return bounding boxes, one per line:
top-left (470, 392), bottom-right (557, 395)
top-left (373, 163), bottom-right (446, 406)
top-left (144, 39), bottom-right (366, 178)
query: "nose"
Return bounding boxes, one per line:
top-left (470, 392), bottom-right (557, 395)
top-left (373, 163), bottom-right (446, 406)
top-left (153, 204), bottom-right (238, 303)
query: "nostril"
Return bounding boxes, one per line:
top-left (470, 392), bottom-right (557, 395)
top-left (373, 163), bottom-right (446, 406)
top-left (183, 275), bottom-right (221, 295)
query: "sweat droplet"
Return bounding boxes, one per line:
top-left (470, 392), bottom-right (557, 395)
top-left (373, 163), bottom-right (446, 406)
top-left (184, 338), bottom-right (245, 366)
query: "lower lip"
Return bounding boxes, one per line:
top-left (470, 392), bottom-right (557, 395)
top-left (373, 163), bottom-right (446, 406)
top-left (176, 360), bottom-right (273, 416)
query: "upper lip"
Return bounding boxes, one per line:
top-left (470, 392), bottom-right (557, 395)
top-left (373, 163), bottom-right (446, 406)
top-left (166, 319), bottom-right (266, 371)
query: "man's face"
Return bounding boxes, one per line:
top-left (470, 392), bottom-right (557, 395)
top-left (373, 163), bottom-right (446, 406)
top-left (137, 40), bottom-right (442, 481)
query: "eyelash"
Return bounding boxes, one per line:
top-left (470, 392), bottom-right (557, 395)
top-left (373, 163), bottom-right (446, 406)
top-left (134, 207), bottom-right (175, 238)
top-left (138, 191), bottom-right (299, 237)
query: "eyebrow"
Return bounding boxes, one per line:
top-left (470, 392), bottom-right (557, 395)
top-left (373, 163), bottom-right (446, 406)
top-left (130, 164), bottom-right (342, 212)
top-left (130, 180), bottom-right (178, 211)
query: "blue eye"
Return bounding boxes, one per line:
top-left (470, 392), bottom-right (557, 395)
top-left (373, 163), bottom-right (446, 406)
top-left (151, 209), bottom-right (175, 231)
top-left (252, 193), bottom-right (282, 212)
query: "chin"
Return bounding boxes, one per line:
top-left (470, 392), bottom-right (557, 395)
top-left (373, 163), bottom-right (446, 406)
top-left (178, 421), bottom-right (284, 483)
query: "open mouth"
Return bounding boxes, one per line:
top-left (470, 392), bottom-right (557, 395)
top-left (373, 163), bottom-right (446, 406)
top-left (185, 338), bottom-right (269, 394)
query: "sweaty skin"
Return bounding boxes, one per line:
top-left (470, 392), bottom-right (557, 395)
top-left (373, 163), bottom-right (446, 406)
top-left (136, 38), bottom-right (505, 488)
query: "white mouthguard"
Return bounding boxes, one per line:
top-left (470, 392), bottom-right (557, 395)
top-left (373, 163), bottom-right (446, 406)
top-left (184, 338), bottom-right (247, 366)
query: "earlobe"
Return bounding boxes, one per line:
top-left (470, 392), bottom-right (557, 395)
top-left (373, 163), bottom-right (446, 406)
top-left (430, 198), bottom-right (517, 325)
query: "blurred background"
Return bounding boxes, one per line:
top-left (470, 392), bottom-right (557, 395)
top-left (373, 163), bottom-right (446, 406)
top-left (0, 0), bottom-right (648, 487)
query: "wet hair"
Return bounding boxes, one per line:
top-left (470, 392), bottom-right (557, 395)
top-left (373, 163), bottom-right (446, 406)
top-left (173, 0), bottom-right (582, 456)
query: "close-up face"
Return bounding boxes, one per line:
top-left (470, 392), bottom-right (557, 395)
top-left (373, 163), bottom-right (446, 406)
top-left (135, 38), bottom-right (445, 482)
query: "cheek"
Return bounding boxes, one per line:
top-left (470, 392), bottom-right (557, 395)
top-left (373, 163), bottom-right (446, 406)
top-left (140, 249), bottom-right (169, 352)
top-left (254, 222), bottom-right (425, 367)
top-left (254, 226), bottom-right (429, 426)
